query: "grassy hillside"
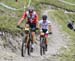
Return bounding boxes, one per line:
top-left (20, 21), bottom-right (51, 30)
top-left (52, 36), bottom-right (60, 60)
top-left (50, 10), bottom-right (75, 61)
top-left (0, 0), bottom-right (75, 33)
top-left (65, 0), bottom-right (75, 4)
top-left (41, 0), bottom-right (75, 12)
top-left (0, 0), bottom-right (40, 33)
top-left (0, 0), bottom-right (40, 9)
top-left (1, 0), bottom-right (75, 61)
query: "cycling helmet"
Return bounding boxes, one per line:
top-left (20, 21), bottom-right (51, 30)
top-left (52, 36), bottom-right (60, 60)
top-left (28, 6), bottom-right (34, 13)
top-left (42, 15), bottom-right (47, 20)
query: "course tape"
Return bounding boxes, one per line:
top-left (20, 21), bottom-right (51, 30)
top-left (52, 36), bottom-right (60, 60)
top-left (0, 0), bottom-right (31, 11)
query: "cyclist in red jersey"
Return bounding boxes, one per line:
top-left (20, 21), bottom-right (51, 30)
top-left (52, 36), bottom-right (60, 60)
top-left (17, 7), bottom-right (38, 51)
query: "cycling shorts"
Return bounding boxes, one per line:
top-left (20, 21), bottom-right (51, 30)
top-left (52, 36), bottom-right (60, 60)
top-left (40, 29), bottom-right (48, 37)
top-left (27, 22), bottom-right (36, 32)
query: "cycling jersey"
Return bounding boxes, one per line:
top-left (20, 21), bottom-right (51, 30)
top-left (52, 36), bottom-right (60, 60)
top-left (22, 11), bottom-right (38, 24)
top-left (39, 20), bottom-right (51, 30)
top-left (27, 22), bottom-right (36, 32)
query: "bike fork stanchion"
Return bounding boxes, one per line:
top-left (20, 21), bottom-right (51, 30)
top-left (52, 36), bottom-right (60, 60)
top-left (21, 42), bottom-right (25, 57)
top-left (27, 40), bottom-right (31, 56)
top-left (30, 40), bottom-right (34, 52)
top-left (40, 36), bottom-right (46, 56)
top-left (40, 46), bottom-right (42, 56)
top-left (43, 47), bottom-right (45, 55)
top-left (27, 46), bottom-right (30, 56)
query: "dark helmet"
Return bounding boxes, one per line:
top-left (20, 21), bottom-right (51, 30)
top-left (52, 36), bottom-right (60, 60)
top-left (28, 6), bottom-right (34, 13)
top-left (42, 15), bottom-right (47, 20)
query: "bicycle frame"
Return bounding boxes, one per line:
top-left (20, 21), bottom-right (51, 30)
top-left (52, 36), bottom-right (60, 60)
top-left (17, 26), bottom-right (33, 56)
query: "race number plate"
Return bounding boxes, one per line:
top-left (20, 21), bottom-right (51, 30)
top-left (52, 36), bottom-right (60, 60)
top-left (25, 28), bottom-right (29, 31)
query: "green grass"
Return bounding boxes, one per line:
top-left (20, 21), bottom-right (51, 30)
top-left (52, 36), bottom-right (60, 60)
top-left (1, 0), bottom-right (75, 60)
top-left (41, 0), bottom-right (75, 12)
top-left (0, 0), bottom-right (40, 33)
top-left (0, 0), bottom-right (40, 10)
top-left (64, 0), bottom-right (75, 4)
top-left (0, 5), bottom-right (23, 33)
top-left (50, 10), bottom-right (75, 61)
top-left (0, 0), bottom-right (75, 33)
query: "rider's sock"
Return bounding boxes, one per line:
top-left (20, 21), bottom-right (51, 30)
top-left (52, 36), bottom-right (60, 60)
top-left (32, 44), bottom-right (34, 48)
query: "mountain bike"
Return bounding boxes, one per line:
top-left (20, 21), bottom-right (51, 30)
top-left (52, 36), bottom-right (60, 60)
top-left (40, 32), bottom-right (47, 56)
top-left (17, 26), bottom-right (33, 57)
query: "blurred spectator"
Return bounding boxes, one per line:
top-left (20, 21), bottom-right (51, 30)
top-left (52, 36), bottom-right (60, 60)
top-left (67, 21), bottom-right (75, 30)
top-left (0, 31), bottom-right (4, 36)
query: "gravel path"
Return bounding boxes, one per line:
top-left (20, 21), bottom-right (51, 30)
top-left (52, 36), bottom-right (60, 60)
top-left (0, 10), bottom-right (69, 61)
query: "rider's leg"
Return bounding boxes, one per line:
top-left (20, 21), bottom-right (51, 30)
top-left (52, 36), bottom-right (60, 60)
top-left (32, 32), bottom-right (36, 44)
top-left (30, 32), bottom-right (36, 52)
top-left (25, 33), bottom-right (29, 47)
top-left (31, 23), bottom-right (37, 44)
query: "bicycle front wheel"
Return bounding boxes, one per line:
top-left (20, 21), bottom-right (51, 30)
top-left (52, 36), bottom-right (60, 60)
top-left (21, 37), bottom-right (27, 57)
top-left (40, 37), bottom-right (46, 56)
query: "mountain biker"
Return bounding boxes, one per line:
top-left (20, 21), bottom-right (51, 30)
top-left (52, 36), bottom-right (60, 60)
top-left (39, 15), bottom-right (52, 51)
top-left (17, 7), bottom-right (39, 51)
top-left (67, 21), bottom-right (74, 30)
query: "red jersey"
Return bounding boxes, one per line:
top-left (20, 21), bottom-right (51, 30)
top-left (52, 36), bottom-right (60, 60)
top-left (22, 11), bottom-right (38, 24)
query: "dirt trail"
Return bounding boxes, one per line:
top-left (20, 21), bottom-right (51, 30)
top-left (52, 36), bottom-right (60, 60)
top-left (40, 10), bottom-right (69, 61)
top-left (13, 10), bottom-right (69, 61)
top-left (0, 10), bottom-right (69, 61)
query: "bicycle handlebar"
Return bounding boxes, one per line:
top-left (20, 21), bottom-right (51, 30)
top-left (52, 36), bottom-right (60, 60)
top-left (17, 25), bottom-right (23, 29)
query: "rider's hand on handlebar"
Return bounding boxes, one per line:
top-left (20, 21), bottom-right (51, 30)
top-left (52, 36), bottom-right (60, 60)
top-left (36, 28), bottom-right (39, 30)
top-left (48, 32), bottom-right (52, 34)
top-left (17, 25), bottom-right (23, 29)
top-left (17, 25), bottom-right (20, 28)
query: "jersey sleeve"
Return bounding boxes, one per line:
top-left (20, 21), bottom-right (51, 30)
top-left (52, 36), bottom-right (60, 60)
top-left (22, 12), bottom-right (27, 19)
top-left (34, 13), bottom-right (39, 23)
top-left (39, 20), bottom-right (42, 25)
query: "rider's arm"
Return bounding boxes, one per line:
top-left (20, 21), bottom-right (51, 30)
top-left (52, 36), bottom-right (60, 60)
top-left (39, 24), bottom-right (42, 30)
top-left (48, 21), bottom-right (52, 33)
top-left (34, 13), bottom-right (39, 28)
top-left (17, 12), bottom-right (27, 25)
top-left (38, 20), bottom-right (42, 31)
top-left (48, 24), bottom-right (51, 32)
top-left (36, 14), bottom-right (39, 23)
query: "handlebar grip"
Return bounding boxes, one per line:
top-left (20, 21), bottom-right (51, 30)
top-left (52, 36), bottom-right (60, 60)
top-left (48, 32), bottom-right (52, 34)
top-left (17, 26), bottom-right (23, 29)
